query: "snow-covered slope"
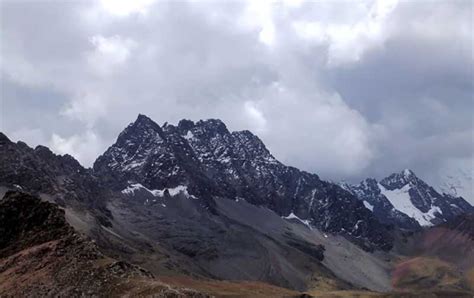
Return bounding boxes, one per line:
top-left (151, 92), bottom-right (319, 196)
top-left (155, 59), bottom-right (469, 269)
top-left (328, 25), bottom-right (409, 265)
top-left (345, 169), bottom-right (473, 229)
top-left (379, 183), bottom-right (441, 226)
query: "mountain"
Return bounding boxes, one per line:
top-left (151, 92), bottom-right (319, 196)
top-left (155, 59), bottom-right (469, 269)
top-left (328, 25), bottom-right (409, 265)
top-left (94, 114), bottom-right (393, 251)
top-left (343, 169), bottom-right (473, 229)
top-left (0, 141), bottom-right (386, 294)
top-left (0, 120), bottom-right (392, 293)
top-left (2, 114), bottom-right (473, 295)
top-left (0, 132), bottom-right (113, 227)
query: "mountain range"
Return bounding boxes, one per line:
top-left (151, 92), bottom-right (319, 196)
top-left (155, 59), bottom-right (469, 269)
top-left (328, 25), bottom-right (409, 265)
top-left (342, 169), bottom-right (473, 230)
top-left (1, 114), bottom-right (472, 296)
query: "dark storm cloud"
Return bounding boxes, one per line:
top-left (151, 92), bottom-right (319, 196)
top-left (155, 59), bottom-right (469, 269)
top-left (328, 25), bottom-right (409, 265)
top-left (0, 0), bottom-right (472, 201)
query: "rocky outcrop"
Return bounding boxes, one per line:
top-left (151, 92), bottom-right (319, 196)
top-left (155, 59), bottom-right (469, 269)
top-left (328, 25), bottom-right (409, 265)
top-left (0, 191), bottom-right (147, 295)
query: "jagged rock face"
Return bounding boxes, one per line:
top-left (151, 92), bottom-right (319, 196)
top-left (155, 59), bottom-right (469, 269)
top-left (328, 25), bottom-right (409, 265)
top-left (1, 133), bottom-right (78, 195)
top-left (345, 169), bottom-right (473, 229)
top-left (0, 132), bottom-right (112, 225)
top-left (94, 115), bottom-right (393, 251)
top-left (93, 115), bottom-right (189, 190)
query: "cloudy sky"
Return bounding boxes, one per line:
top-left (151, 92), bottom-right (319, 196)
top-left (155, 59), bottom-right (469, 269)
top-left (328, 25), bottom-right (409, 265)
top-left (1, 0), bottom-right (473, 201)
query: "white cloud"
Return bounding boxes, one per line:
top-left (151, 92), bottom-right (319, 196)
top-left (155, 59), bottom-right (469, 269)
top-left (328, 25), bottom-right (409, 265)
top-left (243, 101), bottom-right (267, 133)
top-left (241, 1), bottom-right (276, 46)
top-left (87, 35), bottom-right (137, 76)
top-left (254, 82), bottom-right (375, 176)
top-left (99, 0), bottom-right (156, 17)
top-left (61, 92), bottom-right (108, 128)
top-left (50, 130), bottom-right (103, 167)
top-left (0, 52), bottom-right (46, 87)
top-left (9, 128), bottom-right (47, 148)
top-left (292, 0), bottom-right (399, 66)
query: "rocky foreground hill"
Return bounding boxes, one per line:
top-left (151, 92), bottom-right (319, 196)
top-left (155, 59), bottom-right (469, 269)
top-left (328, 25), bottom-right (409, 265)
top-left (1, 191), bottom-right (321, 297)
top-left (2, 191), bottom-right (472, 297)
top-left (0, 191), bottom-right (207, 297)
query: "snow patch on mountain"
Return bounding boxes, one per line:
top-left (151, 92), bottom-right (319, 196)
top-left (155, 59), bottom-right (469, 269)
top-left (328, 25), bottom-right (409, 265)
top-left (183, 130), bottom-right (195, 141)
top-left (121, 183), bottom-right (147, 195)
top-left (122, 183), bottom-right (197, 199)
top-left (379, 183), bottom-right (440, 226)
top-left (283, 212), bottom-right (312, 229)
top-left (363, 201), bottom-right (374, 211)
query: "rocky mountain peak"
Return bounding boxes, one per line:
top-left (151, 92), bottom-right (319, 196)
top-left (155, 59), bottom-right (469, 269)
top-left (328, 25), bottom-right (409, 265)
top-left (93, 114), bottom-right (394, 251)
top-left (360, 178), bottom-right (379, 190)
top-left (195, 119), bottom-right (230, 136)
top-left (347, 169), bottom-right (473, 229)
top-left (177, 119), bottom-right (195, 131)
top-left (171, 118), bottom-right (230, 137)
top-left (231, 130), bottom-right (276, 162)
top-left (0, 132), bottom-right (12, 145)
top-left (33, 145), bottom-right (55, 158)
top-left (94, 114), bottom-right (167, 181)
top-left (380, 169), bottom-right (419, 190)
top-left (135, 113), bottom-right (159, 126)
top-left (125, 114), bottom-right (162, 137)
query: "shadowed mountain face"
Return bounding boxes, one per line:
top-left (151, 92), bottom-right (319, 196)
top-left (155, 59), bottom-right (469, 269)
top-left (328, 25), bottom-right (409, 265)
top-left (0, 191), bottom-right (76, 258)
top-left (94, 115), bottom-right (393, 251)
top-left (343, 169), bottom-right (473, 230)
top-left (0, 191), bottom-right (178, 297)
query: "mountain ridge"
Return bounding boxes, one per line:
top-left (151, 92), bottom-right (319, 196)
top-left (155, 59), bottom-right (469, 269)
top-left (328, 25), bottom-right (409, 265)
top-left (1, 114), bottom-right (473, 295)
top-left (93, 114), bottom-right (394, 251)
top-left (344, 169), bottom-right (473, 229)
